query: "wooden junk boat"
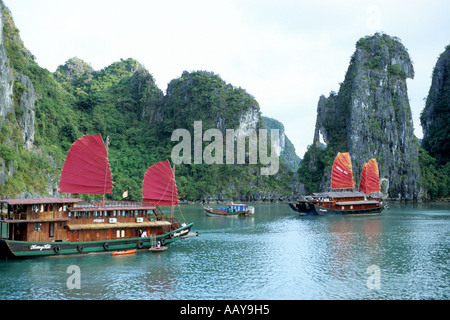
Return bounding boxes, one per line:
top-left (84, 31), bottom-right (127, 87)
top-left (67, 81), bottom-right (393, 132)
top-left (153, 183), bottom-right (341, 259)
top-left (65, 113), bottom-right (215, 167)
top-left (289, 152), bottom-right (385, 215)
top-left (203, 203), bottom-right (255, 217)
top-left (0, 134), bottom-right (196, 259)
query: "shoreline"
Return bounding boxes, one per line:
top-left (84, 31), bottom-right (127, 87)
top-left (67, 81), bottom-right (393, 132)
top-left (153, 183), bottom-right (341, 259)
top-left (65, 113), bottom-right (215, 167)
top-left (179, 198), bottom-right (450, 205)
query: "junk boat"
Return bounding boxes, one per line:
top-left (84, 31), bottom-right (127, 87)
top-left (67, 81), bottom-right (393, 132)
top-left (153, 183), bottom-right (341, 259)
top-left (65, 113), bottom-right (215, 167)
top-left (203, 203), bottom-right (255, 217)
top-left (0, 134), bottom-right (196, 259)
top-left (289, 153), bottom-right (385, 215)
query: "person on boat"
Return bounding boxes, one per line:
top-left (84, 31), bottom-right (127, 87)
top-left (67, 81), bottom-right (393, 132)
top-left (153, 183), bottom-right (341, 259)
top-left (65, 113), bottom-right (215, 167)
top-left (141, 231), bottom-right (147, 238)
top-left (157, 241), bottom-right (161, 249)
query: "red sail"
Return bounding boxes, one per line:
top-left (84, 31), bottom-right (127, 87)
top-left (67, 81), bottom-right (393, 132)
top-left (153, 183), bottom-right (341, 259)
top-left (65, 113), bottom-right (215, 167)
top-left (360, 158), bottom-right (380, 194)
top-left (331, 152), bottom-right (356, 189)
top-left (59, 134), bottom-right (113, 195)
top-left (359, 162), bottom-right (368, 193)
top-left (142, 160), bottom-right (179, 207)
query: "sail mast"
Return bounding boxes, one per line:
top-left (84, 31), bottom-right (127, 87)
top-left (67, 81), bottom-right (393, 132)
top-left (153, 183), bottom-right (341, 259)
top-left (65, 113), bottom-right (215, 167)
top-left (102, 136), bottom-right (110, 206)
top-left (171, 164), bottom-right (176, 222)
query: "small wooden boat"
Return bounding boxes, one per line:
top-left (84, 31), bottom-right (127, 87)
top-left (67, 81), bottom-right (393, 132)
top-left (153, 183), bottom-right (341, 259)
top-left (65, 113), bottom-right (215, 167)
top-left (112, 249), bottom-right (136, 256)
top-left (203, 203), bottom-right (255, 217)
top-left (150, 246), bottom-right (168, 253)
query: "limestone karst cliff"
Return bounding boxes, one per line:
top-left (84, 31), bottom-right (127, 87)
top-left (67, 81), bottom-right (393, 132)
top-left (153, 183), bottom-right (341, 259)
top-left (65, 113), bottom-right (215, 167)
top-left (421, 45), bottom-right (450, 165)
top-left (301, 33), bottom-right (421, 201)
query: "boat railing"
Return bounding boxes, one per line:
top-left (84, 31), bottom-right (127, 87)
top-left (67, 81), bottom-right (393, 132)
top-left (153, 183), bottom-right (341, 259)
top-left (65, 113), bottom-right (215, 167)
top-left (75, 200), bottom-right (155, 208)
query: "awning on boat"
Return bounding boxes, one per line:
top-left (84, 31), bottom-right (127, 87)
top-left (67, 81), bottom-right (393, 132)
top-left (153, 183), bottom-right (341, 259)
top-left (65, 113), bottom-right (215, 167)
top-left (67, 221), bottom-right (171, 231)
top-left (312, 191), bottom-right (366, 198)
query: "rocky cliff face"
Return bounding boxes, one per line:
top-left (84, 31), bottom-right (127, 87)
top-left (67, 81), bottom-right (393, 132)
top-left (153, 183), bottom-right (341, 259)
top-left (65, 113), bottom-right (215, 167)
top-left (308, 33), bottom-right (421, 200)
top-left (420, 45), bottom-right (450, 165)
top-left (0, 2), bottom-right (15, 120)
top-left (0, 2), bottom-right (40, 196)
top-left (263, 116), bottom-right (301, 172)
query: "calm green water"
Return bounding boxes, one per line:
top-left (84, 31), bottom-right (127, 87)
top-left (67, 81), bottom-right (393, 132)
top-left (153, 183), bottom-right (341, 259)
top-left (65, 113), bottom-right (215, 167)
top-left (0, 203), bottom-right (448, 300)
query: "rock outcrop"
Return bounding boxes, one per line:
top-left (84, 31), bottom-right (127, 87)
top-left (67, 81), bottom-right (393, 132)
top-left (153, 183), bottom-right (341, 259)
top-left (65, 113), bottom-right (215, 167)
top-left (307, 33), bottom-right (421, 200)
top-left (263, 116), bottom-right (301, 172)
top-left (15, 74), bottom-right (37, 149)
top-left (420, 45), bottom-right (450, 165)
top-left (0, 2), bottom-right (15, 120)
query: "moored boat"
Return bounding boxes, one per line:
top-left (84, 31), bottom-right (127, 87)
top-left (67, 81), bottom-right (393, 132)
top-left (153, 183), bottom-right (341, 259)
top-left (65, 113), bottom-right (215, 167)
top-left (203, 203), bottom-right (255, 217)
top-left (150, 246), bottom-right (168, 253)
top-left (289, 152), bottom-right (386, 216)
top-left (0, 134), bottom-right (196, 259)
top-left (113, 249), bottom-right (137, 256)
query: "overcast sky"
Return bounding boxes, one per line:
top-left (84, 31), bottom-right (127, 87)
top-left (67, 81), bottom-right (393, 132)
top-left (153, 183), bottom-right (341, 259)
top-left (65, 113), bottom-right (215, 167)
top-left (4, 0), bottom-right (450, 157)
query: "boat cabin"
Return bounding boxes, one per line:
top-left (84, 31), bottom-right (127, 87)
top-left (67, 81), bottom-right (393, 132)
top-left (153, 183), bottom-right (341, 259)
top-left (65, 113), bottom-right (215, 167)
top-left (0, 198), bottom-right (82, 243)
top-left (0, 199), bottom-right (176, 244)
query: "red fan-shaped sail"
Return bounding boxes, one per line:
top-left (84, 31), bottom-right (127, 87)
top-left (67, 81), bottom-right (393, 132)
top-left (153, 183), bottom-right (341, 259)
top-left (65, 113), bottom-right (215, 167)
top-left (143, 160), bottom-right (179, 207)
top-left (359, 162), bottom-right (368, 193)
top-left (59, 134), bottom-right (112, 195)
top-left (360, 159), bottom-right (380, 194)
top-left (331, 152), bottom-right (356, 189)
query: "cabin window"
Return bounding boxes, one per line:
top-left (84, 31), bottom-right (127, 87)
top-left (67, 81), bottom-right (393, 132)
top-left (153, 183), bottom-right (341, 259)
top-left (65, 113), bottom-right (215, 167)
top-left (121, 230), bottom-right (125, 238)
top-left (94, 211), bottom-right (98, 218)
top-left (68, 212), bottom-right (72, 219)
top-left (49, 223), bottom-right (54, 238)
top-left (116, 230), bottom-right (120, 238)
top-left (1, 223), bottom-right (9, 239)
top-left (99, 211), bottom-right (103, 218)
top-left (89, 212), bottom-right (92, 219)
top-left (113, 211), bottom-right (117, 217)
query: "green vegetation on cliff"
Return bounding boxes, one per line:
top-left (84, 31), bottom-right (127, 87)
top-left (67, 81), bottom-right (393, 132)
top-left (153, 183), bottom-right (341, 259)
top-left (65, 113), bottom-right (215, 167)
top-left (0, 3), bottom-right (300, 201)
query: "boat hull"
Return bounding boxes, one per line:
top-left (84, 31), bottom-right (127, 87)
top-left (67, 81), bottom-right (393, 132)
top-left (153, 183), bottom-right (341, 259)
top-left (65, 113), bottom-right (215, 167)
top-left (0, 223), bottom-right (193, 259)
top-left (312, 204), bottom-right (384, 215)
top-left (203, 208), bottom-right (251, 218)
top-left (289, 201), bottom-right (384, 216)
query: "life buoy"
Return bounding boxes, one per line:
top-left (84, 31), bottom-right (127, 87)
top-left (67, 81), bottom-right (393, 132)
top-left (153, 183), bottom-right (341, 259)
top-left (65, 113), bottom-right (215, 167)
top-left (103, 243), bottom-right (109, 250)
top-left (77, 244), bottom-right (84, 252)
top-left (160, 238), bottom-right (166, 246)
top-left (137, 241), bottom-right (144, 249)
top-left (54, 245), bottom-right (61, 253)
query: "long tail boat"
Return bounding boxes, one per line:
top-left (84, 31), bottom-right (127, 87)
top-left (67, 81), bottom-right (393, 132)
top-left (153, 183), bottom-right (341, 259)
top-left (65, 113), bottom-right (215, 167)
top-left (203, 203), bottom-right (255, 217)
top-left (0, 134), bottom-right (196, 259)
top-left (288, 152), bottom-right (385, 215)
